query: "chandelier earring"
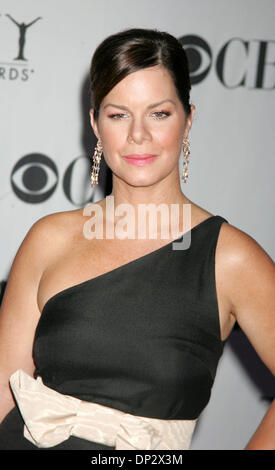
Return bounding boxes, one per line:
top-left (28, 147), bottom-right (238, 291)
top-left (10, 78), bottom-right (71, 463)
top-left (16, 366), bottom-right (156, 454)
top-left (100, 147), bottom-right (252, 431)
top-left (90, 139), bottom-right (103, 188)
top-left (182, 137), bottom-right (190, 183)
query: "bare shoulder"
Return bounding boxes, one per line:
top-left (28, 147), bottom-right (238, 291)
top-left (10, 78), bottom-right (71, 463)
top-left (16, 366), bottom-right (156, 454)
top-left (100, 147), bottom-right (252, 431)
top-left (31, 208), bottom-right (80, 234)
top-left (31, 207), bottom-right (84, 241)
top-left (216, 220), bottom-right (274, 271)
top-left (19, 209), bottom-right (84, 275)
top-left (30, 203), bottom-right (106, 265)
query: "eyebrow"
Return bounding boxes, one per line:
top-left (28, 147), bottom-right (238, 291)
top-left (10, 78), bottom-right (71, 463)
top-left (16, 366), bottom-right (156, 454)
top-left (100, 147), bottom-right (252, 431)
top-left (103, 99), bottom-right (176, 110)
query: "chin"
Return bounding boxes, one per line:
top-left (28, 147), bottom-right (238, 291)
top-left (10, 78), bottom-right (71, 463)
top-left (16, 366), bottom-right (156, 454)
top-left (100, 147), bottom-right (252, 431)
top-left (118, 173), bottom-right (161, 188)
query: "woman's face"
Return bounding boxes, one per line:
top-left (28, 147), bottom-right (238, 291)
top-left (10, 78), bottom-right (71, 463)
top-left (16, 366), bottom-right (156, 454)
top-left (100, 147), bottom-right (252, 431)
top-left (90, 65), bottom-right (195, 187)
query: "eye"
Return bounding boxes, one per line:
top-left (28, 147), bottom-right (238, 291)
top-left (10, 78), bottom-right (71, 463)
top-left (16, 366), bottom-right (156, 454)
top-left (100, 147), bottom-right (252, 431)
top-left (108, 113), bottom-right (128, 119)
top-left (151, 111), bottom-right (171, 119)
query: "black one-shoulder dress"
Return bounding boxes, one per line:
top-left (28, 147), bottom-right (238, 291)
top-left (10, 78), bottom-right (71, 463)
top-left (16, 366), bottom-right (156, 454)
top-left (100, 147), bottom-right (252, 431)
top-left (0, 215), bottom-right (229, 449)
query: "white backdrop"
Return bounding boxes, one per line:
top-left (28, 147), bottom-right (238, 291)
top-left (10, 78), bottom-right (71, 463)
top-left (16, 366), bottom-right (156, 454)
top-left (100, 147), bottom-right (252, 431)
top-left (0, 0), bottom-right (274, 449)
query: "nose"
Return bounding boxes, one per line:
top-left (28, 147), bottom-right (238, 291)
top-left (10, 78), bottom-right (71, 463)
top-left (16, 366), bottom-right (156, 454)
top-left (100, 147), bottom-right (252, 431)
top-left (127, 117), bottom-right (152, 144)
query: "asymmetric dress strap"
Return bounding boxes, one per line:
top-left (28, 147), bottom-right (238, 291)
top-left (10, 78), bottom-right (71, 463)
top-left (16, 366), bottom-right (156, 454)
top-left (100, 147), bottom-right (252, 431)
top-left (33, 214), bottom-right (228, 421)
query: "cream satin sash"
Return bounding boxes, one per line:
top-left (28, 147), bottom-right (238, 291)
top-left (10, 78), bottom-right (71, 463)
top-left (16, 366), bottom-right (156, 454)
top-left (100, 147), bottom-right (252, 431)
top-left (9, 370), bottom-right (197, 450)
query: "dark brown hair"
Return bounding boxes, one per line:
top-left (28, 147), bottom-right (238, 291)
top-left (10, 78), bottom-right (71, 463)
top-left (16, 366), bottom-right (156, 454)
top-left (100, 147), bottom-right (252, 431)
top-left (89, 28), bottom-right (191, 121)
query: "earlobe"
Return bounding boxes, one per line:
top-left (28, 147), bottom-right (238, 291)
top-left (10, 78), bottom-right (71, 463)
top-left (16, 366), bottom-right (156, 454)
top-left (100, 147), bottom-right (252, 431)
top-left (191, 104), bottom-right (196, 114)
top-left (189, 104), bottom-right (195, 128)
top-left (185, 104), bottom-right (195, 137)
top-left (89, 108), bottom-right (100, 140)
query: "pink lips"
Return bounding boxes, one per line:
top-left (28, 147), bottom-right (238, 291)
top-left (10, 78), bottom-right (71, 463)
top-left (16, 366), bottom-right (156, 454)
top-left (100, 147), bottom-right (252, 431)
top-left (123, 154), bottom-right (158, 166)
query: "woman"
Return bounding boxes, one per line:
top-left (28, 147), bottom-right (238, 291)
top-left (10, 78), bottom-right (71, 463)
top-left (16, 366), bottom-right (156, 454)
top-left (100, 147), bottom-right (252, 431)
top-left (0, 28), bottom-right (274, 450)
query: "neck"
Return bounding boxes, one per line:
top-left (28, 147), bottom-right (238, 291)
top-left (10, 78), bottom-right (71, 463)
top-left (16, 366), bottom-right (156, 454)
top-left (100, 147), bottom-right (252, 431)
top-left (104, 173), bottom-right (191, 240)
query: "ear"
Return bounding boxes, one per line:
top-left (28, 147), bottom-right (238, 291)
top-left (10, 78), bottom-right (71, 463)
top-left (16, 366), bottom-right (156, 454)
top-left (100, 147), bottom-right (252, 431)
top-left (183, 104), bottom-right (195, 139)
top-left (89, 108), bottom-right (100, 140)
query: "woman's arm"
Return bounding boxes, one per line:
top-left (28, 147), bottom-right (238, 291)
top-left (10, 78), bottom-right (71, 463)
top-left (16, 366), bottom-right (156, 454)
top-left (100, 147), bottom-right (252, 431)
top-left (0, 214), bottom-right (61, 423)
top-left (218, 223), bottom-right (275, 450)
top-left (244, 398), bottom-right (275, 450)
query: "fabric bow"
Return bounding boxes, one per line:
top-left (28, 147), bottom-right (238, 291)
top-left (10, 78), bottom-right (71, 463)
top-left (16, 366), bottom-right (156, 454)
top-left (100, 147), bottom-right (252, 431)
top-left (9, 369), bottom-right (196, 450)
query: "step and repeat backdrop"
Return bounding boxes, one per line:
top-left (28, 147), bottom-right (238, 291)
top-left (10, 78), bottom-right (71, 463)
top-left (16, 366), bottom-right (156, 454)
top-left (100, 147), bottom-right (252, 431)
top-left (0, 0), bottom-right (274, 449)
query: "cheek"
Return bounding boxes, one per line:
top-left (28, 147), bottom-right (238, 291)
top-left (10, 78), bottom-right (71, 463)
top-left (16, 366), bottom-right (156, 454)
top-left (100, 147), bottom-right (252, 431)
top-left (156, 123), bottom-right (183, 152)
top-left (99, 124), bottom-right (122, 156)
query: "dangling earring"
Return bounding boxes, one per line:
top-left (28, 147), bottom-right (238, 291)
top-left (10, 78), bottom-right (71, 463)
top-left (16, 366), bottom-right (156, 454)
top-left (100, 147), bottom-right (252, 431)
top-left (90, 139), bottom-right (103, 187)
top-left (182, 137), bottom-right (190, 183)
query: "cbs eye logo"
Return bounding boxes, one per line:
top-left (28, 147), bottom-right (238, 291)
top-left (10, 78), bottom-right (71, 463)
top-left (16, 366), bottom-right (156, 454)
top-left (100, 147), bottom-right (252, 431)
top-left (179, 35), bottom-right (212, 84)
top-left (11, 154), bottom-right (58, 203)
top-left (10, 153), bottom-right (99, 205)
